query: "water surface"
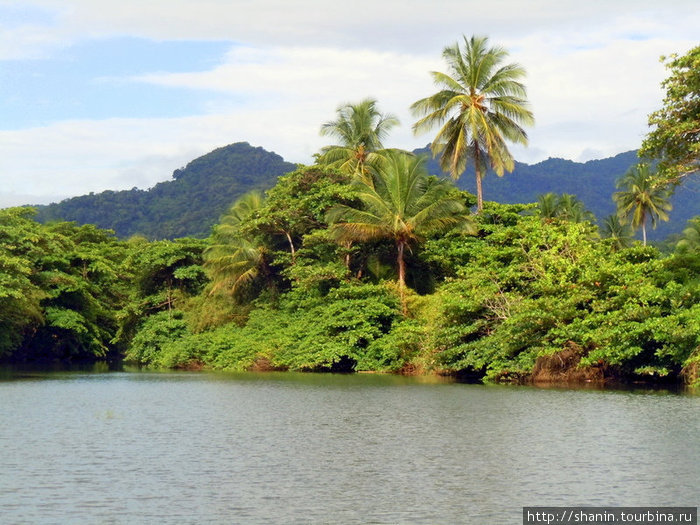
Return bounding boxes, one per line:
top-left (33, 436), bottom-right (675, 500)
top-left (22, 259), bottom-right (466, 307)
top-left (1, 368), bottom-right (697, 524)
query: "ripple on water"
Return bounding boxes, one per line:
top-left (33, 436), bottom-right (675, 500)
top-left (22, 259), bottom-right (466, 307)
top-left (0, 370), bottom-right (697, 524)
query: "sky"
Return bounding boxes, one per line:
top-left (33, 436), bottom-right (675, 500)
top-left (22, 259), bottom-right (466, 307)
top-left (1, 0), bottom-right (698, 207)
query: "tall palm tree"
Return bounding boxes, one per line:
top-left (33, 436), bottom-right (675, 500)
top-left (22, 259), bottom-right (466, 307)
top-left (204, 191), bottom-right (270, 297)
top-left (318, 98), bottom-right (399, 183)
top-left (411, 35), bottom-right (534, 212)
top-left (613, 164), bottom-right (672, 246)
top-left (326, 150), bottom-right (474, 310)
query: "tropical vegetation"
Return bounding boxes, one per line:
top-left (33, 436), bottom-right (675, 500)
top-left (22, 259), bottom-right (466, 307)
top-left (536, 192), bottom-right (596, 223)
top-left (639, 45), bottom-right (699, 185)
top-left (32, 147), bottom-right (699, 243)
top-left (35, 143), bottom-right (295, 239)
top-left (613, 164), bottom-right (672, 245)
top-left (326, 150), bottom-right (474, 309)
top-left (2, 37), bottom-right (699, 388)
top-left (600, 215), bottom-right (634, 251)
top-left (317, 98), bottom-right (399, 182)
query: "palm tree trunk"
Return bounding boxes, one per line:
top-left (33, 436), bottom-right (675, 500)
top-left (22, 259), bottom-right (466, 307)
top-left (642, 221), bottom-right (647, 246)
top-left (474, 143), bottom-right (483, 212)
top-left (397, 241), bottom-right (407, 314)
top-left (475, 170), bottom-right (483, 212)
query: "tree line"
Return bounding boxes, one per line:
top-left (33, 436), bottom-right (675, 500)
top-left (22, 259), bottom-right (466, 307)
top-left (1, 37), bottom-right (698, 385)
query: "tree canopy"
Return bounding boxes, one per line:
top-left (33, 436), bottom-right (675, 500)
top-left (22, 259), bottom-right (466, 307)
top-left (318, 98), bottom-right (399, 182)
top-left (327, 151), bottom-right (474, 307)
top-left (4, 37), bottom-right (700, 388)
top-left (640, 45), bottom-right (700, 185)
top-left (613, 164), bottom-right (672, 245)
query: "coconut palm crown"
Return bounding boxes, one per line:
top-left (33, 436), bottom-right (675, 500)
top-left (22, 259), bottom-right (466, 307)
top-left (411, 35), bottom-right (534, 211)
top-left (600, 214), bottom-right (634, 251)
top-left (318, 98), bottom-right (399, 183)
top-left (613, 164), bottom-right (672, 246)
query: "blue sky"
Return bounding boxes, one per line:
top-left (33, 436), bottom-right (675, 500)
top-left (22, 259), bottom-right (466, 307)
top-left (1, 0), bottom-right (698, 207)
top-left (2, 38), bottom-right (233, 126)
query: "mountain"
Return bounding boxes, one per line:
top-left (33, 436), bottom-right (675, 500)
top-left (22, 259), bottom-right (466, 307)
top-left (35, 143), bottom-right (296, 239)
top-left (33, 142), bottom-right (698, 241)
top-left (418, 147), bottom-right (699, 240)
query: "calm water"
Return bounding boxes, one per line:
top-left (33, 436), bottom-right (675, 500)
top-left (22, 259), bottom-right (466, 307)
top-left (0, 367), bottom-right (697, 524)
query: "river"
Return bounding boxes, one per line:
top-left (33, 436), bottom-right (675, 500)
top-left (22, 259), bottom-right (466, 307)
top-left (0, 366), bottom-right (697, 524)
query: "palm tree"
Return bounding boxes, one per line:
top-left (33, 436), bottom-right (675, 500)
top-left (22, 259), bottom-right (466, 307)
top-left (554, 194), bottom-right (596, 223)
top-left (537, 192), bottom-right (560, 219)
top-left (411, 35), bottom-right (534, 212)
top-left (318, 98), bottom-right (399, 183)
top-left (537, 193), bottom-right (595, 223)
top-left (600, 214), bottom-right (634, 251)
top-left (676, 217), bottom-right (700, 252)
top-left (204, 191), bottom-right (271, 297)
top-left (613, 164), bottom-right (672, 246)
top-left (326, 150), bottom-right (474, 311)
top-left (215, 190), bottom-right (264, 230)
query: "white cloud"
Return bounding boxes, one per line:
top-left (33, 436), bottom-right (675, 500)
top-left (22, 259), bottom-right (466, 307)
top-left (128, 34), bottom-right (690, 162)
top-left (8, 0), bottom-right (699, 55)
top-left (2, 0), bottom-right (699, 205)
top-left (0, 109), bottom-right (340, 206)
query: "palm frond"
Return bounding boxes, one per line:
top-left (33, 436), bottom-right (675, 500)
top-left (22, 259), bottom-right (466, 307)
top-left (318, 98), bottom-right (399, 177)
top-left (411, 34), bottom-right (533, 210)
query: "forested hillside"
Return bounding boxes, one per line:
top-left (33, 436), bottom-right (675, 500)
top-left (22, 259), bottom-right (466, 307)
top-left (31, 144), bottom-right (698, 241)
top-left (419, 148), bottom-right (700, 240)
top-left (35, 143), bottom-right (296, 239)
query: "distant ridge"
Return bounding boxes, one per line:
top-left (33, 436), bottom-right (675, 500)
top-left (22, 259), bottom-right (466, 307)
top-left (419, 147), bottom-right (699, 240)
top-left (34, 143), bottom-right (698, 241)
top-left (35, 142), bottom-right (296, 239)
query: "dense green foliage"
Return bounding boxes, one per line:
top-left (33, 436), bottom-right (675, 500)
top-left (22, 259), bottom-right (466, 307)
top-left (5, 40), bottom-right (699, 387)
top-left (118, 186), bottom-right (700, 385)
top-left (640, 45), bottom-right (700, 185)
top-left (327, 151), bottom-right (474, 299)
top-left (0, 209), bottom-right (128, 359)
top-left (35, 143), bottom-right (296, 239)
top-left (418, 208), bottom-right (699, 382)
top-left (3, 168), bottom-right (699, 386)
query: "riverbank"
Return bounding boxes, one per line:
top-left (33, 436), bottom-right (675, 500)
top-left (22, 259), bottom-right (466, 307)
top-left (4, 353), bottom-right (696, 392)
